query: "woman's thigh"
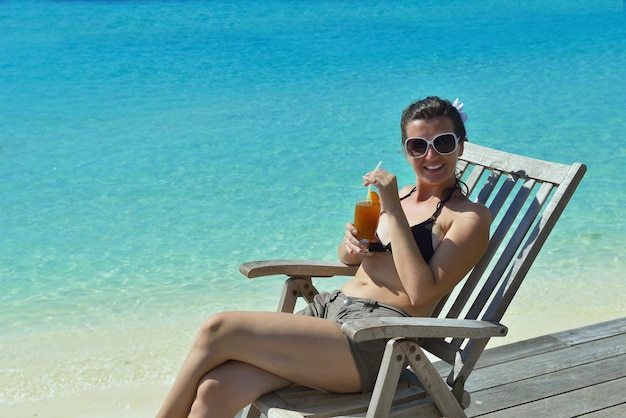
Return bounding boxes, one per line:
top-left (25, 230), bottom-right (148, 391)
top-left (209, 310), bottom-right (362, 393)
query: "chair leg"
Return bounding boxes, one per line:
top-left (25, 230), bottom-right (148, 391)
top-left (366, 339), bottom-right (411, 418)
top-left (277, 277), bottom-right (318, 313)
top-left (403, 340), bottom-right (466, 418)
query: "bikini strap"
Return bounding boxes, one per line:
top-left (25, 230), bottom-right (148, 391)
top-left (382, 181), bottom-right (458, 220)
top-left (380, 187), bottom-right (417, 215)
top-left (429, 181), bottom-right (460, 221)
top-left (399, 186), bottom-right (417, 201)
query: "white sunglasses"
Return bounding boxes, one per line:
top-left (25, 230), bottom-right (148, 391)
top-left (404, 132), bottom-right (460, 158)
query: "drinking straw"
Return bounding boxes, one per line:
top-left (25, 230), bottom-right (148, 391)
top-left (366, 160), bottom-right (383, 201)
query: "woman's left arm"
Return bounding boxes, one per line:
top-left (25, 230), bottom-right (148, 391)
top-left (389, 203), bottom-right (491, 309)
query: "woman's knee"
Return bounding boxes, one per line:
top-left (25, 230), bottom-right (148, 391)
top-left (195, 312), bottom-right (232, 343)
top-left (189, 377), bottom-right (235, 418)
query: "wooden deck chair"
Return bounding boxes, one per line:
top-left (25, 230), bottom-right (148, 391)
top-left (239, 142), bottom-right (587, 418)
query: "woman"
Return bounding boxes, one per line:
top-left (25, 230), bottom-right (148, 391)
top-left (157, 96), bottom-right (491, 418)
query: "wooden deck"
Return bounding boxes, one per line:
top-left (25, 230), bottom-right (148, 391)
top-left (460, 316), bottom-right (626, 417)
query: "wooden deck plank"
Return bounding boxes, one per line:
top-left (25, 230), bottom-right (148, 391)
top-left (432, 334), bottom-right (567, 376)
top-left (577, 401), bottom-right (626, 417)
top-left (466, 332), bottom-right (626, 391)
top-left (466, 354), bottom-right (626, 416)
top-left (473, 316), bottom-right (626, 369)
top-left (551, 317), bottom-right (626, 345)
top-left (471, 335), bottom-right (566, 368)
top-left (473, 377), bottom-right (626, 417)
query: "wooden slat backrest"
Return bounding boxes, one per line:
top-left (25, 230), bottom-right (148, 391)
top-left (423, 143), bottom-right (586, 382)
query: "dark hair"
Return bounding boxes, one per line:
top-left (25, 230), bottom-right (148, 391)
top-left (400, 96), bottom-right (467, 145)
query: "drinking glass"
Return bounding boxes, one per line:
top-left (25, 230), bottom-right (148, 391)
top-left (354, 195), bottom-right (381, 245)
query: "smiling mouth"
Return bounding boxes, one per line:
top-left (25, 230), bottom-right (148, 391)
top-left (425, 164), bottom-right (444, 171)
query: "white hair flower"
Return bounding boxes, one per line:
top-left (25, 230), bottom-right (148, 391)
top-left (452, 98), bottom-right (468, 122)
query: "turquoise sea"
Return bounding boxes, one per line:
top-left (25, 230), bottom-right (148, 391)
top-left (1, 0), bottom-right (625, 409)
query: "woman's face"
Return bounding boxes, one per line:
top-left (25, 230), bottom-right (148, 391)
top-left (404, 116), bottom-right (463, 187)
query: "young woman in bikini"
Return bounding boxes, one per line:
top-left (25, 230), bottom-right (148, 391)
top-left (157, 96), bottom-right (491, 418)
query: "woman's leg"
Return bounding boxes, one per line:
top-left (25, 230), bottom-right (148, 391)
top-left (157, 310), bottom-right (362, 418)
top-left (189, 360), bottom-right (290, 418)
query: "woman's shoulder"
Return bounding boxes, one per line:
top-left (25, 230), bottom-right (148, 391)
top-left (398, 184), bottom-right (416, 196)
top-left (449, 194), bottom-right (492, 224)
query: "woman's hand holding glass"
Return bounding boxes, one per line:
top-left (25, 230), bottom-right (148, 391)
top-left (343, 167), bottom-right (398, 256)
top-left (343, 222), bottom-right (369, 255)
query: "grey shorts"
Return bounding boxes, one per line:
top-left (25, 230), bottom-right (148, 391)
top-left (296, 290), bottom-right (410, 393)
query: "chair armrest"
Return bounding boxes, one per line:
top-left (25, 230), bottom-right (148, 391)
top-left (341, 317), bottom-right (508, 342)
top-left (239, 259), bottom-right (359, 279)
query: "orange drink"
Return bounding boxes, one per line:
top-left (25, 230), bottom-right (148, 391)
top-left (354, 191), bottom-right (381, 244)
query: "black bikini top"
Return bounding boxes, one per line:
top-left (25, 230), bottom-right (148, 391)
top-left (368, 187), bottom-right (452, 262)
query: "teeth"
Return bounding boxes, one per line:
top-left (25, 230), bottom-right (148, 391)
top-left (425, 164), bottom-right (443, 170)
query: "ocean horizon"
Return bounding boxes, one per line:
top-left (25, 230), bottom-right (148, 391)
top-left (1, 0), bottom-right (625, 411)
